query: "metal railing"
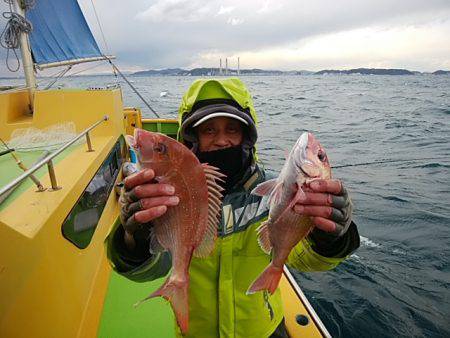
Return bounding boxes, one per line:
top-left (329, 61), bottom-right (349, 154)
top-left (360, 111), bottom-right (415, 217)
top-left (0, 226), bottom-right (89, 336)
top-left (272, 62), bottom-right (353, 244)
top-left (0, 116), bottom-right (109, 200)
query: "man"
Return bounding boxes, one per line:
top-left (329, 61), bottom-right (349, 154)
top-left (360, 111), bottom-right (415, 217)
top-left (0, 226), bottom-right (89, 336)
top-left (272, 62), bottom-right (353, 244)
top-left (107, 78), bottom-right (359, 338)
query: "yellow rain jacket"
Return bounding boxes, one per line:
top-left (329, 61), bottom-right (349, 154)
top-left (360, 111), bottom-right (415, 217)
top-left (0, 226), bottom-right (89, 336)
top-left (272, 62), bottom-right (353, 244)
top-left (107, 78), bottom-right (359, 338)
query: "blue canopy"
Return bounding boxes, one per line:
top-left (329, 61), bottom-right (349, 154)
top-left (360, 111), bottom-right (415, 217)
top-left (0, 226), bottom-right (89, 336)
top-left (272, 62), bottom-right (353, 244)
top-left (26, 0), bottom-right (102, 66)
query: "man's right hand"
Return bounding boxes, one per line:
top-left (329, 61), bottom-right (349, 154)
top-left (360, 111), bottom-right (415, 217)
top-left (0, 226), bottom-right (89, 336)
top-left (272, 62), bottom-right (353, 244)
top-left (119, 168), bottom-right (179, 250)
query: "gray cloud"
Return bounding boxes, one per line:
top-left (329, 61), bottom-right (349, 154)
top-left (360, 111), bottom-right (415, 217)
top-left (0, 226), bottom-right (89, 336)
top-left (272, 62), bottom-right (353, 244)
top-left (1, 0), bottom-right (449, 76)
top-left (85, 0), bottom-right (450, 69)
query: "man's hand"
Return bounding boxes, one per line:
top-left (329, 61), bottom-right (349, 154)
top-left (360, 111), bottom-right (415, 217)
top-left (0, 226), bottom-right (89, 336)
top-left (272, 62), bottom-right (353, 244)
top-left (119, 167), bottom-right (179, 249)
top-left (293, 179), bottom-right (353, 237)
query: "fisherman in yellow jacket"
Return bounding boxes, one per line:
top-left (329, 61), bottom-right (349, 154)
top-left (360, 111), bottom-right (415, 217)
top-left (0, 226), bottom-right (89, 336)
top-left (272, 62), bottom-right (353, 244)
top-left (107, 78), bottom-right (359, 337)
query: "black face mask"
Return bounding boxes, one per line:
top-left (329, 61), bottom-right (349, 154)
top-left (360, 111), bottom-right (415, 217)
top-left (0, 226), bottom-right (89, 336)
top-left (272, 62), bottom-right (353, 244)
top-left (196, 145), bottom-right (251, 194)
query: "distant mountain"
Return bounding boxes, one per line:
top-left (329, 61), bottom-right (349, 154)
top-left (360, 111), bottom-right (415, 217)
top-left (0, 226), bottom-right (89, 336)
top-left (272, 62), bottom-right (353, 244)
top-left (189, 68), bottom-right (218, 76)
top-left (130, 67), bottom-right (449, 77)
top-left (239, 68), bottom-right (282, 75)
top-left (315, 68), bottom-right (414, 75)
top-left (432, 70), bottom-right (450, 75)
top-left (133, 68), bottom-right (187, 76)
top-left (131, 67), bottom-right (285, 76)
top-left (131, 68), bottom-right (319, 76)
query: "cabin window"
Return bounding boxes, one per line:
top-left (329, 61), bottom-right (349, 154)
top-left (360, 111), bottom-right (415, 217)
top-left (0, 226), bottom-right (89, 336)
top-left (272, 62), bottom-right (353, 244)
top-left (61, 137), bottom-right (126, 249)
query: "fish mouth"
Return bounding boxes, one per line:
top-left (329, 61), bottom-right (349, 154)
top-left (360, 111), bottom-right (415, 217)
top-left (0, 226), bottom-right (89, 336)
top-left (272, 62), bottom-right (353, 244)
top-left (295, 157), bottom-right (315, 178)
top-left (299, 165), bottom-right (310, 178)
top-left (134, 128), bottom-right (143, 141)
top-left (299, 163), bottom-right (320, 178)
top-left (133, 129), bottom-right (141, 148)
top-left (132, 129), bottom-right (160, 164)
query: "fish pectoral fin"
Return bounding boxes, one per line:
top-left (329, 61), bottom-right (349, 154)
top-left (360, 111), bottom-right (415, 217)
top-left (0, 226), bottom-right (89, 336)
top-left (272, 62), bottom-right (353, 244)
top-left (148, 227), bottom-right (164, 254)
top-left (251, 178), bottom-right (278, 196)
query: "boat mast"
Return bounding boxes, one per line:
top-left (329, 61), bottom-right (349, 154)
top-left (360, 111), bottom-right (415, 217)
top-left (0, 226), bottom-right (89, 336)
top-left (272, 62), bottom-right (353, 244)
top-left (12, 0), bottom-right (36, 110)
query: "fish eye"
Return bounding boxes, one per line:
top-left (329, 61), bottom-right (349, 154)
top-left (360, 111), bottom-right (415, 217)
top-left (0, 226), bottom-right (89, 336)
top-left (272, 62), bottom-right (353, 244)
top-left (318, 150), bottom-right (327, 162)
top-left (154, 142), bottom-right (167, 154)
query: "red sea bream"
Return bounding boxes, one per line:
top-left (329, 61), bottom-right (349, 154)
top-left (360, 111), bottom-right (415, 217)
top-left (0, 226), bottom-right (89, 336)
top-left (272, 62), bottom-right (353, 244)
top-left (127, 129), bottom-right (224, 334)
top-left (247, 132), bottom-right (331, 295)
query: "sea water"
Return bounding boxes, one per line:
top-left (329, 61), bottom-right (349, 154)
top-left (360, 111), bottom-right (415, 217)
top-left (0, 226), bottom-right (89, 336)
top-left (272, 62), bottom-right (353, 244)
top-left (5, 74), bottom-right (449, 337)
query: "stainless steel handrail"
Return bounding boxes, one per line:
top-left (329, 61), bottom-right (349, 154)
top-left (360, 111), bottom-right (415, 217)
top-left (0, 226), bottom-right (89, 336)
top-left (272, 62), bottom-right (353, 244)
top-left (0, 115), bottom-right (109, 198)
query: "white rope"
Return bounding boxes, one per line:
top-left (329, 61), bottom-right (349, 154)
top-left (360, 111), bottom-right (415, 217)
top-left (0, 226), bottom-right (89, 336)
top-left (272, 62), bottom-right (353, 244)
top-left (89, 0), bottom-right (110, 55)
top-left (0, 0), bottom-right (34, 72)
top-left (65, 62), bottom-right (104, 77)
top-left (88, 0), bottom-right (117, 78)
top-left (43, 65), bottom-right (73, 90)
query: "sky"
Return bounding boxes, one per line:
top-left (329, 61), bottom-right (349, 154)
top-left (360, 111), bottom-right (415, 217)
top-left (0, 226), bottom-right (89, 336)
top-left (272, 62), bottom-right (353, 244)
top-left (1, 0), bottom-right (450, 76)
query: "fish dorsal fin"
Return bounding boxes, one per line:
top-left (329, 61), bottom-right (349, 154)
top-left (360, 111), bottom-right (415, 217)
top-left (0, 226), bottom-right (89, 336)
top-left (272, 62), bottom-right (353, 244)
top-left (193, 164), bottom-right (225, 258)
top-left (251, 178), bottom-right (278, 196)
top-left (256, 220), bottom-right (272, 254)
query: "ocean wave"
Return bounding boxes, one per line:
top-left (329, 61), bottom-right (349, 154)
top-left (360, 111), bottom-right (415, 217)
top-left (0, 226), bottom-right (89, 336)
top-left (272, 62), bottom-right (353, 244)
top-left (384, 121), bottom-right (418, 129)
top-left (392, 248), bottom-right (407, 255)
top-left (434, 107), bottom-right (450, 115)
top-left (360, 236), bottom-right (381, 248)
top-left (411, 162), bottom-right (450, 169)
top-left (383, 195), bottom-right (409, 203)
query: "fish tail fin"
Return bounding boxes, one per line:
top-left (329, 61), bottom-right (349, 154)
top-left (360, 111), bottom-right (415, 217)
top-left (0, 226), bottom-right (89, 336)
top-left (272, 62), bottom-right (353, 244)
top-left (246, 263), bottom-right (283, 295)
top-left (135, 276), bottom-right (189, 334)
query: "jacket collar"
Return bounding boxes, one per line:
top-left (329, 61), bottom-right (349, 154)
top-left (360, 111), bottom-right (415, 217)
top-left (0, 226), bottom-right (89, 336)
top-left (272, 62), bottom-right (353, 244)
top-left (227, 162), bottom-right (265, 194)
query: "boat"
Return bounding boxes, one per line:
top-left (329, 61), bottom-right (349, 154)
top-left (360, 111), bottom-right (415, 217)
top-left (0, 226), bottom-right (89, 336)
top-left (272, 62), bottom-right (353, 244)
top-left (0, 1), bottom-right (330, 337)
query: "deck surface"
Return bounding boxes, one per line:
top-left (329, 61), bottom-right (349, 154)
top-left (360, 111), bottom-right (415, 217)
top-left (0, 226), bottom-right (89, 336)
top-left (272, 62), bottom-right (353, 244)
top-left (0, 145), bottom-right (78, 210)
top-left (98, 272), bottom-right (176, 338)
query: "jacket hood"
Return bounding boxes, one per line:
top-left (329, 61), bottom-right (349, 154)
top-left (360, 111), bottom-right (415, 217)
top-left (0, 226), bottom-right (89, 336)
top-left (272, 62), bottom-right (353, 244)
top-left (177, 78), bottom-right (259, 158)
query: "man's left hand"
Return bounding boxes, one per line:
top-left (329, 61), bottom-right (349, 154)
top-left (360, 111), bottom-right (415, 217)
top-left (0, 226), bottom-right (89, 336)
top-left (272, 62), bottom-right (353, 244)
top-left (293, 179), bottom-right (353, 237)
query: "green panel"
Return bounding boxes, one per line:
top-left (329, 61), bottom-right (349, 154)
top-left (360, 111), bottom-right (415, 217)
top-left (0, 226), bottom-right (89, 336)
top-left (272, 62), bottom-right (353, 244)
top-left (142, 121), bottom-right (179, 139)
top-left (98, 272), bottom-right (176, 338)
top-left (142, 123), bottom-right (158, 132)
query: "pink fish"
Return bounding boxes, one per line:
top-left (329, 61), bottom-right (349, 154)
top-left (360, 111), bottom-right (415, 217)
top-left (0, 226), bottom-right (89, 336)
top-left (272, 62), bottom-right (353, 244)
top-left (127, 129), bottom-right (224, 334)
top-left (247, 132), bottom-right (331, 295)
